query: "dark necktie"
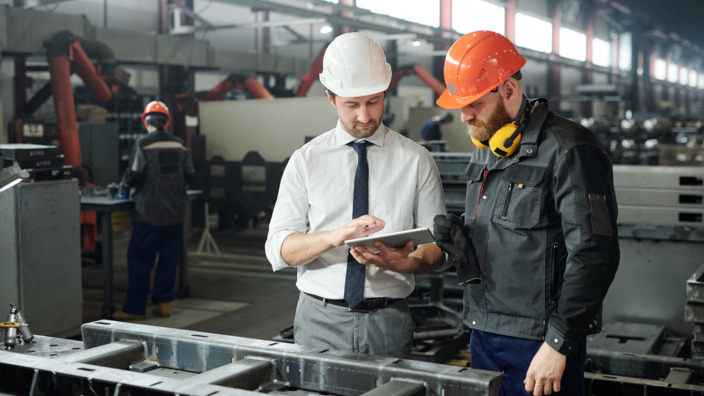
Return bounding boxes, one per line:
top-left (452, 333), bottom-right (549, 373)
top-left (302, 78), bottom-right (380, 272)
top-left (344, 140), bottom-right (371, 308)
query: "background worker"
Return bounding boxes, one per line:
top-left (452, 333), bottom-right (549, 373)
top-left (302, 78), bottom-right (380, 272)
top-left (433, 31), bottom-right (620, 395)
top-left (113, 101), bottom-right (195, 321)
top-left (265, 32), bottom-right (447, 358)
top-left (420, 111), bottom-right (453, 149)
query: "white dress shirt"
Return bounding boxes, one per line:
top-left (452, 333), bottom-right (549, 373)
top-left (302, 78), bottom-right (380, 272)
top-left (265, 122), bottom-right (446, 299)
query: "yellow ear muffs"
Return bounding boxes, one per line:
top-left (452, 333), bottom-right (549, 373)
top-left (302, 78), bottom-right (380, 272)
top-left (471, 137), bottom-right (489, 148)
top-left (487, 121), bottom-right (522, 157)
top-left (471, 97), bottom-right (528, 157)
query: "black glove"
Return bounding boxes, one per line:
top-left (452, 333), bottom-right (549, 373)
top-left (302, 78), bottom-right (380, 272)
top-left (433, 214), bottom-right (480, 285)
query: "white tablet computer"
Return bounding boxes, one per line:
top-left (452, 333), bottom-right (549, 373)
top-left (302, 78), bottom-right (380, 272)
top-left (344, 227), bottom-right (435, 253)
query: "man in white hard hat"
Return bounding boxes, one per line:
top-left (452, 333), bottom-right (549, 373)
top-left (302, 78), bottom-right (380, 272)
top-left (265, 32), bottom-right (447, 358)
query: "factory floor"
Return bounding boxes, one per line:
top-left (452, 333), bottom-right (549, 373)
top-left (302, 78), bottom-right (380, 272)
top-left (81, 223), bottom-right (300, 342)
top-left (80, 219), bottom-right (471, 366)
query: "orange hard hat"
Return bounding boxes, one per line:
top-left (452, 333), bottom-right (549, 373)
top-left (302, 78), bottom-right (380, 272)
top-left (142, 101), bottom-right (171, 128)
top-left (437, 31), bottom-right (526, 109)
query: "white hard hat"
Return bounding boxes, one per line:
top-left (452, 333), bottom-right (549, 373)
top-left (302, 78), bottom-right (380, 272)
top-left (319, 32), bottom-right (392, 98)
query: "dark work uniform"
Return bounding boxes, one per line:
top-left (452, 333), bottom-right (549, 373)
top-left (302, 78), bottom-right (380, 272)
top-left (121, 128), bottom-right (195, 315)
top-left (460, 99), bottom-right (619, 395)
top-left (420, 118), bottom-right (442, 141)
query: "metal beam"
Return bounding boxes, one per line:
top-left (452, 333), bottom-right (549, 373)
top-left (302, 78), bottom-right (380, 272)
top-left (80, 320), bottom-right (501, 395)
top-left (0, 5), bottom-right (310, 76)
top-left (206, 0), bottom-right (459, 45)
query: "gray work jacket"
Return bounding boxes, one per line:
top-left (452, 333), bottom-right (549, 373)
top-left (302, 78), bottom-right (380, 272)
top-left (122, 129), bottom-right (195, 226)
top-left (461, 98), bottom-right (620, 355)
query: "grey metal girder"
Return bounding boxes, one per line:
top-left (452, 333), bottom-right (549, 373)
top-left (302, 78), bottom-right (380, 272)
top-left (0, 5), bottom-right (310, 75)
top-left (59, 340), bottom-right (145, 368)
top-left (81, 320), bottom-right (501, 395)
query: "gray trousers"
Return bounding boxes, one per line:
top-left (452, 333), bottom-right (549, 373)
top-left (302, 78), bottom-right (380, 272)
top-left (293, 292), bottom-right (414, 358)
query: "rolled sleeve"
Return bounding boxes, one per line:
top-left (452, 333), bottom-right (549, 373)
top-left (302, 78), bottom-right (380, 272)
top-left (265, 229), bottom-right (297, 272)
top-left (265, 151), bottom-right (310, 272)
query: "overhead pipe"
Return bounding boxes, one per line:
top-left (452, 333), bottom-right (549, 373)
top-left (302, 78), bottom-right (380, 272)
top-left (178, 72), bottom-right (274, 117)
top-left (46, 31), bottom-right (114, 167)
top-left (387, 64), bottom-right (446, 97)
top-left (294, 43), bottom-right (327, 97)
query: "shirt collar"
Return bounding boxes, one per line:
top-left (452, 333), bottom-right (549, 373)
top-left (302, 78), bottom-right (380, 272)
top-left (333, 120), bottom-right (387, 148)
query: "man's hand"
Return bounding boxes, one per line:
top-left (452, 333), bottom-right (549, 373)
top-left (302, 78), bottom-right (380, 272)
top-left (328, 215), bottom-right (385, 247)
top-left (349, 240), bottom-right (416, 272)
top-left (433, 214), bottom-right (480, 284)
top-left (280, 215), bottom-right (384, 267)
top-left (524, 342), bottom-right (567, 395)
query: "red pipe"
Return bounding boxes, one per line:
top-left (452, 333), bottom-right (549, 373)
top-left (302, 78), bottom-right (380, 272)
top-left (48, 55), bottom-right (82, 167)
top-left (295, 44), bottom-right (327, 97)
top-left (243, 77), bottom-right (274, 100)
top-left (200, 79), bottom-right (236, 102)
top-left (412, 64), bottom-right (446, 97)
top-left (387, 69), bottom-right (406, 95)
top-left (46, 31), bottom-right (115, 167)
top-left (387, 65), bottom-right (446, 97)
top-left (71, 41), bottom-right (112, 103)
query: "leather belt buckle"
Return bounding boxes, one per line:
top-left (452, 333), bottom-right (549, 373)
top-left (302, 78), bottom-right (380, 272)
top-left (305, 293), bottom-right (401, 312)
top-left (349, 297), bottom-right (400, 312)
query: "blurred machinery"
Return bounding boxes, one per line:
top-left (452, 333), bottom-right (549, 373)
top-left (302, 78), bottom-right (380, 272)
top-left (581, 113), bottom-right (704, 166)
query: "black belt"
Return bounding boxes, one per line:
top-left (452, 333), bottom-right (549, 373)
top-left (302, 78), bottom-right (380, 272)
top-left (304, 292), bottom-right (403, 312)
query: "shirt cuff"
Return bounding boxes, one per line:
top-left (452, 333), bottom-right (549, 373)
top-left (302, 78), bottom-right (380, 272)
top-left (545, 325), bottom-right (576, 355)
top-left (265, 230), bottom-right (296, 272)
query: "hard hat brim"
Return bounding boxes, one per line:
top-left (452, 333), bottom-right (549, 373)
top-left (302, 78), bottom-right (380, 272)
top-left (436, 88), bottom-right (483, 110)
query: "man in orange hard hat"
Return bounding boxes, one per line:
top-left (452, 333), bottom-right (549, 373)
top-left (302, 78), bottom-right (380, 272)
top-left (113, 101), bottom-right (195, 321)
top-left (433, 31), bottom-right (620, 395)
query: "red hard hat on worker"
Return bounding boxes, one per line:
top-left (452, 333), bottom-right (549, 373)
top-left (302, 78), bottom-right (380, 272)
top-left (437, 31), bottom-right (526, 109)
top-left (141, 101), bottom-right (171, 128)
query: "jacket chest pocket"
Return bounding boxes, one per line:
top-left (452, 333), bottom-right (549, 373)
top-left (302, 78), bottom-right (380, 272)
top-left (464, 162), bottom-right (486, 222)
top-left (493, 164), bottom-right (546, 229)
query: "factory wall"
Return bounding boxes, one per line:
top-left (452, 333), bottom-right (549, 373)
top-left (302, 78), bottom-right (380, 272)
top-left (199, 97), bottom-right (338, 163)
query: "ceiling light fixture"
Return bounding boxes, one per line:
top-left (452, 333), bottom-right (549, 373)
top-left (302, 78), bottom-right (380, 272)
top-left (320, 25), bottom-right (333, 34)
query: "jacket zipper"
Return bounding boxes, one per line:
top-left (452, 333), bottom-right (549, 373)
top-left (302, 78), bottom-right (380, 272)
top-left (550, 241), bottom-right (559, 306)
top-left (501, 182), bottom-right (515, 219)
top-left (471, 169), bottom-right (488, 220)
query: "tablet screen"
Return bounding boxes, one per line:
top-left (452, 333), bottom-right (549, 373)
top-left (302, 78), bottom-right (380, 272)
top-left (344, 227), bottom-right (435, 253)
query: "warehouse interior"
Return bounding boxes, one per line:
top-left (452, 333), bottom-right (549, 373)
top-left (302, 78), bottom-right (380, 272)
top-left (1, 0), bottom-right (704, 395)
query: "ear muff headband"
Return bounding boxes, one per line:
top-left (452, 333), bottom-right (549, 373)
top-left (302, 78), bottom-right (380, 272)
top-left (471, 97), bottom-right (529, 157)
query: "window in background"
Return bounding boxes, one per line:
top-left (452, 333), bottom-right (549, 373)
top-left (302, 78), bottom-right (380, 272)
top-left (357, 0), bottom-right (440, 27)
top-left (592, 37), bottom-right (611, 67)
top-left (689, 70), bottom-right (698, 88)
top-left (680, 67), bottom-right (689, 85)
top-left (515, 13), bottom-right (552, 53)
top-left (559, 27), bottom-right (586, 61)
top-left (654, 59), bottom-right (667, 80)
top-left (668, 63), bottom-right (679, 83)
top-left (618, 33), bottom-right (632, 71)
top-left (452, 0), bottom-right (505, 34)
top-left (699, 74), bottom-right (704, 89)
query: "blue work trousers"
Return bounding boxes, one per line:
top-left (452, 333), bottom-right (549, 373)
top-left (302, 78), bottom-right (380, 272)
top-left (470, 329), bottom-right (587, 396)
top-left (123, 221), bottom-right (182, 315)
